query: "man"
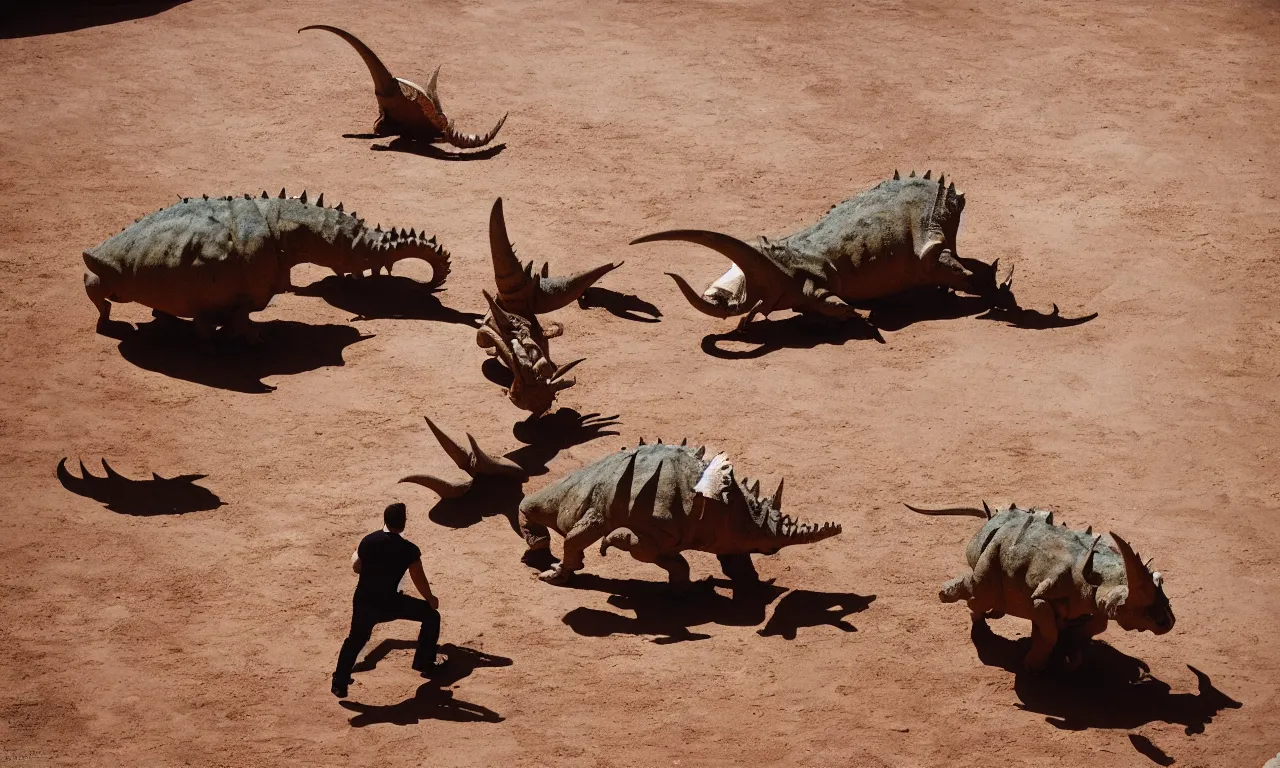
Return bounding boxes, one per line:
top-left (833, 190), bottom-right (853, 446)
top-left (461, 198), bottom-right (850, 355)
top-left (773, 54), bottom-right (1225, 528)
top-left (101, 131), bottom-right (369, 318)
top-left (332, 502), bottom-right (443, 698)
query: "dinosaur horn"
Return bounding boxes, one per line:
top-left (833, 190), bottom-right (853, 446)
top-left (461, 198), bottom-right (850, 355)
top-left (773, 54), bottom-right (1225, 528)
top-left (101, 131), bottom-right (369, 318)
top-left (665, 272), bottom-right (734, 318)
top-left (299, 25), bottom-right (400, 97)
top-left (398, 474), bottom-right (473, 499)
top-left (531, 261), bottom-right (621, 314)
top-left (465, 433), bottom-right (524, 476)
top-left (1110, 532), bottom-right (1156, 602)
top-left (550, 358), bottom-right (585, 382)
top-left (631, 230), bottom-right (788, 295)
top-left (481, 290), bottom-right (518, 335)
top-left (488, 198), bottom-right (530, 303)
top-left (443, 113), bottom-right (508, 150)
top-left (902, 502), bottom-right (991, 518)
top-left (426, 65), bottom-right (441, 100)
top-left (423, 416), bottom-right (474, 474)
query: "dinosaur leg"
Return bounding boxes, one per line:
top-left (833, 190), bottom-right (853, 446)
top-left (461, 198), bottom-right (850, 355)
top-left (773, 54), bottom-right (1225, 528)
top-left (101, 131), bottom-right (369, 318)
top-left (192, 313), bottom-right (218, 342)
top-left (929, 251), bottom-right (979, 294)
top-left (519, 508), bottom-right (552, 553)
top-left (1024, 597), bottom-right (1060, 672)
top-left (733, 300), bottom-right (765, 332)
top-left (717, 553), bottom-right (760, 583)
top-left (227, 303), bottom-right (263, 345)
top-left (1062, 613), bottom-right (1109, 670)
top-left (655, 553), bottom-right (692, 590)
top-left (84, 272), bottom-right (113, 331)
top-left (538, 508), bottom-right (606, 586)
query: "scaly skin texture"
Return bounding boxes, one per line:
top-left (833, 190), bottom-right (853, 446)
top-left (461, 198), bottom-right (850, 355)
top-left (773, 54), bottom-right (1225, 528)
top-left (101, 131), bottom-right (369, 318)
top-left (400, 420), bottom-right (842, 588)
top-left (632, 172), bottom-right (1016, 330)
top-left (82, 191), bottom-right (450, 341)
top-left (299, 25), bottom-right (507, 149)
top-left (907, 502), bottom-right (1175, 671)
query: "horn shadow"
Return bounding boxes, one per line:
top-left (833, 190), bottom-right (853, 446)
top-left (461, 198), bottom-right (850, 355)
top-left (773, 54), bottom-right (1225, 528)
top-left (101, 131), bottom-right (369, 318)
top-left (700, 313), bottom-right (884, 360)
top-left (370, 137), bottom-right (507, 162)
top-left (576, 286), bottom-right (663, 323)
top-left (969, 618), bottom-right (1241, 733)
top-left (56, 458), bottom-right (223, 516)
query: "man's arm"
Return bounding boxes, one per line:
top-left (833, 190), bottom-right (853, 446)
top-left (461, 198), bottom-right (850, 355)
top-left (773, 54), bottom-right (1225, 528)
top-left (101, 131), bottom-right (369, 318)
top-left (408, 560), bottom-right (439, 609)
top-left (351, 549), bottom-right (362, 575)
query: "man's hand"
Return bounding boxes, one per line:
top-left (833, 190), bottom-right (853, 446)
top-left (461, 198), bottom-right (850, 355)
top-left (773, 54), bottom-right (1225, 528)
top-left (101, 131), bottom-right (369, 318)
top-left (409, 560), bottom-right (438, 610)
top-left (427, 594), bottom-right (440, 610)
top-left (350, 550), bottom-right (362, 575)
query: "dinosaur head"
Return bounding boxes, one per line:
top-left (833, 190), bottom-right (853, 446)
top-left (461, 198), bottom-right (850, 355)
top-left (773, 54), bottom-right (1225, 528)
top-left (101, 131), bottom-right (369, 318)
top-left (695, 453), bottom-right (842, 554)
top-left (1099, 532), bottom-right (1175, 635)
top-left (478, 291), bottom-right (583, 417)
top-left (961, 256), bottom-right (1018, 311)
top-left (631, 230), bottom-right (787, 319)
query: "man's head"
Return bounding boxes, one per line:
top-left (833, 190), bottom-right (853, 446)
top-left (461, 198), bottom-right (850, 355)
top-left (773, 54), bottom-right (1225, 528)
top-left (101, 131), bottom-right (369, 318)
top-left (384, 502), bottom-right (407, 532)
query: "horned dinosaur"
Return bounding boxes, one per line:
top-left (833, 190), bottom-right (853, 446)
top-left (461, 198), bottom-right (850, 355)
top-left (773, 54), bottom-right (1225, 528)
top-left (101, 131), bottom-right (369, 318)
top-left (906, 501), bottom-right (1175, 671)
top-left (83, 190), bottom-right (450, 341)
top-left (299, 25), bottom-right (507, 149)
top-left (401, 418), bottom-right (842, 588)
top-left (632, 171), bottom-right (1018, 330)
top-left (475, 198), bottom-right (619, 415)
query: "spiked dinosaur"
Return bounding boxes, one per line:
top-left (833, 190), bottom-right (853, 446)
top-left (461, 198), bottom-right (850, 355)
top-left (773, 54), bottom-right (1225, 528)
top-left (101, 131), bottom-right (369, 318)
top-left (906, 501), bottom-right (1175, 671)
top-left (299, 25), bottom-right (507, 149)
top-left (632, 172), bottom-right (1017, 330)
top-left (83, 191), bottom-right (450, 341)
top-left (401, 418), bottom-right (842, 587)
top-left (475, 198), bottom-right (621, 415)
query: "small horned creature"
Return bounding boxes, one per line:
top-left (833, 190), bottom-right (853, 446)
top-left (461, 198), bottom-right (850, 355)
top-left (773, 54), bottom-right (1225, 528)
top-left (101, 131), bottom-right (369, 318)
top-left (632, 172), bottom-right (1016, 330)
top-left (907, 502), bottom-right (1174, 671)
top-left (82, 191), bottom-right (450, 341)
top-left (299, 25), bottom-right (507, 149)
top-left (476, 198), bottom-right (620, 416)
top-left (401, 419), bottom-right (842, 588)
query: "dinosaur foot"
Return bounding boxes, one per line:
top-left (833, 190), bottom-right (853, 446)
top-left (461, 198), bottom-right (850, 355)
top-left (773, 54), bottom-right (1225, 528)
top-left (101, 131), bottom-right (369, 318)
top-left (538, 567), bottom-right (572, 586)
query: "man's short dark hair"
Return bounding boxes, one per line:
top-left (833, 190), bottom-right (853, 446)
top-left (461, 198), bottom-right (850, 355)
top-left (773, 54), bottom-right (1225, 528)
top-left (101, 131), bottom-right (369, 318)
top-left (384, 502), bottom-right (407, 531)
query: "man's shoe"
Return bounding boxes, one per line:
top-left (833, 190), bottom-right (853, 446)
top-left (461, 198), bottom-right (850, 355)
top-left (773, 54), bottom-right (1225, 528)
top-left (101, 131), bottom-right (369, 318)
top-left (331, 677), bottom-right (351, 698)
top-left (413, 653), bottom-right (448, 678)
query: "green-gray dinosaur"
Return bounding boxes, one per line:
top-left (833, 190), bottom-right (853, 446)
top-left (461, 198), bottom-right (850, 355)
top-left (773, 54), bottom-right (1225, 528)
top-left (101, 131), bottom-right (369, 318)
top-left (907, 501), bottom-right (1175, 671)
top-left (83, 191), bottom-right (449, 341)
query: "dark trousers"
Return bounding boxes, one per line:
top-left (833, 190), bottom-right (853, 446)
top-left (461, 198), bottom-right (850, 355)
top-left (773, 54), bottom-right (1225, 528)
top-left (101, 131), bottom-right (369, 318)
top-left (333, 592), bottom-right (440, 682)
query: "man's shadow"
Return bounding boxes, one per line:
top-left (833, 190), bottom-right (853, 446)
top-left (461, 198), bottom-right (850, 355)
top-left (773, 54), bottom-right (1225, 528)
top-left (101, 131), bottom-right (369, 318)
top-left (348, 134), bottom-right (507, 162)
top-left (425, 409), bottom-right (621, 531)
top-left (110, 316), bottom-right (370, 393)
top-left (970, 620), bottom-right (1241, 734)
top-left (341, 642), bottom-right (511, 726)
top-left (562, 575), bottom-right (875, 645)
top-left (294, 275), bottom-right (481, 325)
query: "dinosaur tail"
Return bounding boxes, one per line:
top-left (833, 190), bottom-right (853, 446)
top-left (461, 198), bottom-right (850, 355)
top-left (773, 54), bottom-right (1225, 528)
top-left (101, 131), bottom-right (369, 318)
top-left (299, 25), bottom-right (399, 97)
top-left (903, 502), bottom-right (993, 519)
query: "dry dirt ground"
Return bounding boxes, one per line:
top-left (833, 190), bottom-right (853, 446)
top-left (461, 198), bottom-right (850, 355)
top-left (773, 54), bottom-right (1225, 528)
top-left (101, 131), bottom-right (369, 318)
top-left (2, 0), bottom-right (1278, 766)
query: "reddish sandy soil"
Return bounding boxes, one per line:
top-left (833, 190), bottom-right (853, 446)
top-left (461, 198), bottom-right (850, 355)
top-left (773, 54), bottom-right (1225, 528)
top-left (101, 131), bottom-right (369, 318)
top-left (2, 0), bottom-right (1278, 765)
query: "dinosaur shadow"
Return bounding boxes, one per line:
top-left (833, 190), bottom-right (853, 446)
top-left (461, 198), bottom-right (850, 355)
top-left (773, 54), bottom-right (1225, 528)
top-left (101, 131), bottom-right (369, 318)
top-left (56, 457), bottom-right (223, 515)
top-left (340, 642), bottom-right (510, 727)
top-left (1128, 734), bottom-right (1175, 766)
top-left (563, 575), bottom-right (787, 643)
top-left (114, 316), bottom-right (370, 393)
top-left (425, 409), bottom-right (621, 531)
top-left (757, 589), bottom-right (877, 640)
top-left (480, 357), bottom-right (514, 388)
top-left (970, 620), bottom-right (1241, 734)
top-left (1, 1), bottom-right (190, 39)
top-left (294, 275), bottom-right (482, 326)
top-left (868, 289), bottom-right (1096, 332)
top-left (359, 135), bottom-right (507, 162)
top-left (577, 287), bottom-right (662, 323)
top-left (701, 314), bottom-right (884, 360)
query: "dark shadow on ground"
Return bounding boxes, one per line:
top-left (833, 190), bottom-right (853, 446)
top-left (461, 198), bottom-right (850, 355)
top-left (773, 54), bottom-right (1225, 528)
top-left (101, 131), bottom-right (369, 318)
top-left (0, 1), bottom-right (189, 39)
top-left (577, 287), bottom-right (662, 323)
top-left (563, 575), bottom-right (788, 643)
top-left (114, 316), bottom-right (370, 393)
top-left (480, 356), bottom-right (513, 389)
top-left (424, 409), bottom-right (620, 532)
top-left (1128, 734), bottom-right (1176, 766)
top-left (56, 457), bottom-right (222, 515)
top-left (364, 136), bottom-right (507, 161)
top-left (971, 619), bottom-right (1241, 734)
top-left (700, 314), bottom-right (884, 360)
top-left (341, 642), bottom-right (510, 726)
top-left (757, 589), bottom-right (877, 640)
top-left (975, 304), bottom-right (1099, 329)
top-left (294, 275), bottom-right (480, 325)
